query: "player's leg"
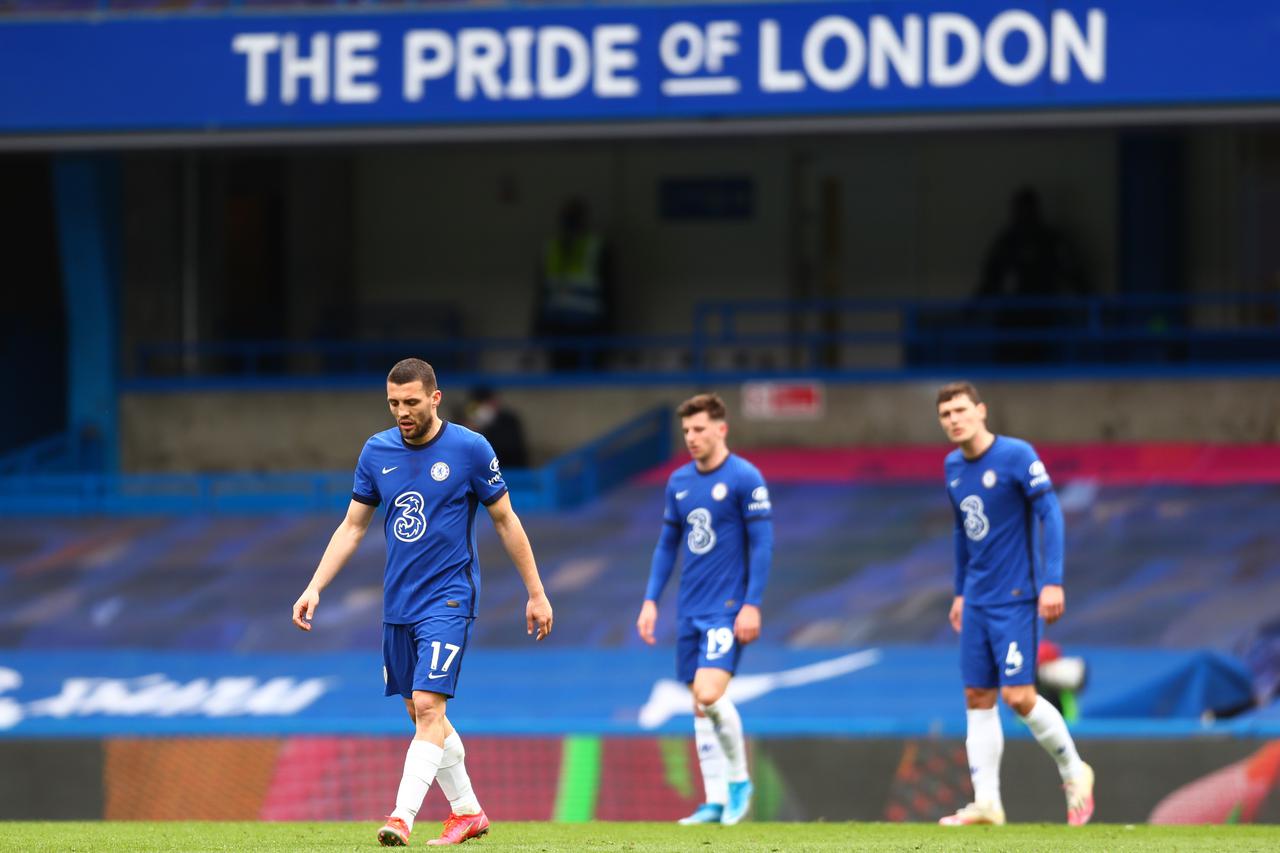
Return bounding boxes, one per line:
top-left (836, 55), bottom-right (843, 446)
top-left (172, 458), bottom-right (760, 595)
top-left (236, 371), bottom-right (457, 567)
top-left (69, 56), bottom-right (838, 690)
top-left (690, 618), bottom-right (750, 825)
top-left (379, 618), bottom-right (463, 845)
top-left (675, 617), bottom-right (727, 824)
top-left (997, 605), bottom-right (1092, 825)
top-left (411, 616), bottom-right (490, 846)
top-left (400, 705), bottom-right (483, 821)
top-left (941, 603), bottom-right (1006, 826)
top-left (379, 624), bottom-right (438, 845)
top-left (435, 717), bottom-right (482, 818)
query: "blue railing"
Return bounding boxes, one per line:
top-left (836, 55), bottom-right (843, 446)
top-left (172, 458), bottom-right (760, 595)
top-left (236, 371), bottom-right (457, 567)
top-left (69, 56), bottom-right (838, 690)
top-left (0, 430), bottom-right (94, 475)
top-left (0, 405), bottom-right (670, 514)
top-left (515, 403), bottom-right (670, 510)
top-left (129, 293), bottom-right (1280, 386)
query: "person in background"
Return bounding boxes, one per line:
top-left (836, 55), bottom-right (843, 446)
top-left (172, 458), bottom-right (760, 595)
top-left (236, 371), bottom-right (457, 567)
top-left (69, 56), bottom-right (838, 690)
top-left (637, 393), bottom-right (773, 826)
top-left (935, 380), bottom-right (1094, 828)
top-left (534, 198), bottom-right (614, 371)
top-left (465, 386), bottom-right (529, 469)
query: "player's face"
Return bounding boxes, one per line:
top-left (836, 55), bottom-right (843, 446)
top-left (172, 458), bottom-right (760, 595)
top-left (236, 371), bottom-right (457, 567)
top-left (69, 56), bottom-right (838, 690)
top-left (682, 412), bottom-right (728, 463)
top-left (387, 380), bottom-right (441, 443)
top-left (938, 394), bottom-right (987, 445)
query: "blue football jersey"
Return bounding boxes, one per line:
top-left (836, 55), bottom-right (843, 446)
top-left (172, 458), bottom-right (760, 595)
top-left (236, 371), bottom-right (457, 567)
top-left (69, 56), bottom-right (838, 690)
top-left (945, 435), bottom-right (1054, 605)
top-left (662, 454), bottom-right (772, 617)
top-left (351, 421), bottom-right (508, 624)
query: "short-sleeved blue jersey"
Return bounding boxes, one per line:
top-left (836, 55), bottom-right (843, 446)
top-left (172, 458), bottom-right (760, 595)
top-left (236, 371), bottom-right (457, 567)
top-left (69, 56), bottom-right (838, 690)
top-left (659, 454), bottom-right (772, 617)
top-left (352, 421), bottom-right (508, 624)
top-left (945, 435), bottom-right (1054, 605)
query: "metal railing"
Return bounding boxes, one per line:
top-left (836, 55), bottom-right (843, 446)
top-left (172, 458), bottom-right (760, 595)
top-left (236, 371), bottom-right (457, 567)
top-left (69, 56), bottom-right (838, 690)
top-left (129, 293), bottom-right (1280, 385)
top-left (0, 406), bottom-right (671, 514)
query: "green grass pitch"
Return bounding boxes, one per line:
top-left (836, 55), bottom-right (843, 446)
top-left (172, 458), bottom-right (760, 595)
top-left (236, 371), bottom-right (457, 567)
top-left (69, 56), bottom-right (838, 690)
top-left (1, 822), bottom-right (1278, 852)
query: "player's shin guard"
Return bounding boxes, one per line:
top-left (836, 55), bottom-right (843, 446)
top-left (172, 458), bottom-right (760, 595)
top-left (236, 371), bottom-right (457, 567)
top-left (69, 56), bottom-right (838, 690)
top-left (435, 732), bottom-right (482, 816)
top-left (392, 739), bottom-right (444, 829)
top-left (1021, 696), bottom-right (1084, 782)
top-left (699, 697), bottom-right (748, 783)
top-left (694, 716), bottom-right (729, 805)
top-left (966, 707), bottom-right (1004, 806)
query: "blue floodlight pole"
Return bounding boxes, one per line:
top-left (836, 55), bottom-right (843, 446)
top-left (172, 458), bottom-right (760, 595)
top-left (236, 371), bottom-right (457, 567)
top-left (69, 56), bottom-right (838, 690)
top-left (52, 155), bottom-right (120, 473)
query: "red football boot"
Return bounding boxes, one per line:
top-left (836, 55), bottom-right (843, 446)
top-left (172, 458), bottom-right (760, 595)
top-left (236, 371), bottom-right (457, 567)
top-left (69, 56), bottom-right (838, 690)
top-left (425, 811), bottom-right (491, 846)
top-left (377, 816), bottom-right (411, 847)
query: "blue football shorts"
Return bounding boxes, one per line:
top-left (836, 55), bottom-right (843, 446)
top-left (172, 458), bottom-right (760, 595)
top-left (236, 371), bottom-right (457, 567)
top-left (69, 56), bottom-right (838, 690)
top-left (383, 614), bottom-right (474, 699)
top-left (676, 613), bottom-right (743, 684)
top-left (960, 600), bottom-right (1040, 688)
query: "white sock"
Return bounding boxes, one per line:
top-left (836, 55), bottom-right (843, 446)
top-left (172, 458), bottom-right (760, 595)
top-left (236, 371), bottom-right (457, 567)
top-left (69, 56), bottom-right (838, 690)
top-left (966, 707), bottom-right (1004, 806)
top-left (699, 697), bottom-right (749, 783)
top-left (1021, 696), bottom-right (1084, 782)
top-left (434, 732), bottom-right (482, 816)
top-left (694, 716), bottom-right (728, 806)
top-left (391, 739), bottom-right (444, 829)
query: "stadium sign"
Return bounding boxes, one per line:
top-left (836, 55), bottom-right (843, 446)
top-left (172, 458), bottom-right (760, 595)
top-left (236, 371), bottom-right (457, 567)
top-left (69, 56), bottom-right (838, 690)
top-left (1, 1), bottom-right (1279, 135)
top-left (0, 665), bottom-right (333, 734)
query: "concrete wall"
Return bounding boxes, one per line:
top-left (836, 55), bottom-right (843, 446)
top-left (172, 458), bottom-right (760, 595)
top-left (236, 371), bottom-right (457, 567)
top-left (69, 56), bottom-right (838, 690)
top-left (351, 130), bottom-right (1118, 341)
top-left (120, 378), bottom-right (1280, 472)
top-left (117, 127), bottom-right (1280, 359)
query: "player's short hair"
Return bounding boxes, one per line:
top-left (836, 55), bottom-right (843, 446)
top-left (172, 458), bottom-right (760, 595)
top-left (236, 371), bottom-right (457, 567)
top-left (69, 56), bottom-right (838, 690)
top-left (936, 381), bottom-right (981, 408)
top-left (677, 393), bottom-right (727, 421)
top-left (387, 358), bottom-right (437, 392)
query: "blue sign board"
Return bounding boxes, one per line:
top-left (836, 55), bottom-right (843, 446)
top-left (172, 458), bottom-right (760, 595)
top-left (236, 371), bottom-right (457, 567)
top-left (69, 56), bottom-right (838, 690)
top-left (0, 647), bottom-right (1264, 737)
top-left (1, 2), bottom-right (1278, 130)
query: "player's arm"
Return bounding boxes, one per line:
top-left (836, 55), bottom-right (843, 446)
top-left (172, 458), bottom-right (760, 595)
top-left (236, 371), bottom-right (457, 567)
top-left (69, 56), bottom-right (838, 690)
top-left (638, 518), bottom-right (680, 645)
top-left (949, 501), bottom-right (969, 633)
top-left (735, 516), bottom-right (773, 644)
top-left (486, 492), bottom-right (553, 640)
top-left (1032, 489), bottom-right (1066, 623)
top-left (292, 499), bottom-right (376, 632)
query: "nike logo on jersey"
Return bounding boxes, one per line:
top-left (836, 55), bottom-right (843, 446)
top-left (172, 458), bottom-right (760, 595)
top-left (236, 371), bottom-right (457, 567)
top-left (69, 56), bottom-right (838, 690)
top-left (382, 466), bottom-right (399, 474)
top-left (427, 672), bottom-right (449, 680)
top-left (675, 490), bottom-right (689, 500)
top-left (950, 478), bottom-right (961, 488)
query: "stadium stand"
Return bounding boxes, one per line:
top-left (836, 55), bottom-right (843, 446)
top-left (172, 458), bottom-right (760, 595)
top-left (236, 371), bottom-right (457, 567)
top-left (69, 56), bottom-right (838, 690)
top-left (5, 0), bottom-right (1280, 834)
top-left (3, 446), bottom-right (1275, 701)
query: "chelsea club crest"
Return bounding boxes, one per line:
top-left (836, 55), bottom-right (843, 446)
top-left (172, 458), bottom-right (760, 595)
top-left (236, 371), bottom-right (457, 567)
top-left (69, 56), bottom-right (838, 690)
top-left (431, 462), bottom-right (451, 482)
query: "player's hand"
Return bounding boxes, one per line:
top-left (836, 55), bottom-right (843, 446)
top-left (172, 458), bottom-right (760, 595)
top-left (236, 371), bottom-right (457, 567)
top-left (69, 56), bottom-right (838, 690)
top-left (1039, 585), bottom-right (1065, 624)
top-left (734, 604), bottom-right (761, 645)
top-left (948, 596), bottom-right (964, 633)
top-left (527, 591), bottom-right (553, 641)
top-left (292, 587), bottom-right (319, 632)
top-left (636, 600), bottom-right (658, 646)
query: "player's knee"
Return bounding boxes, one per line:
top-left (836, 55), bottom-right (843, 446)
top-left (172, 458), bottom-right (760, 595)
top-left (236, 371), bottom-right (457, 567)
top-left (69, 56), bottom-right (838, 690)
top-left (1001, 686), bottom-right (1036, 716)
top-left (964, 687), bottom-right (998, 709)
top-left (691, 684), bottom-right (724, 708)
top-left (412, 694), bottom-right (445, 726)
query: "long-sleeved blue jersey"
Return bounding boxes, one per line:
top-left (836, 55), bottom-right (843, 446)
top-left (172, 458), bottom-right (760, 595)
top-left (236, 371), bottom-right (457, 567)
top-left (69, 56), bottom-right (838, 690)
top-left (945, 435), bottom-right (1064, 605)
top-left (645, 453), bottom-right (773, 617)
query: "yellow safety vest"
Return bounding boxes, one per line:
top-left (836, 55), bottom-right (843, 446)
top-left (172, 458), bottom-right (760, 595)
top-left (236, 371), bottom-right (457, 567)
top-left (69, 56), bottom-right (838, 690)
top-left (543, 235), bottom-right (604, 319)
